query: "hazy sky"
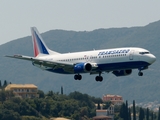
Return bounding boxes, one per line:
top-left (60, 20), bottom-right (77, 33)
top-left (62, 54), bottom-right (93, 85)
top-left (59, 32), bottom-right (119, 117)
top-left (0, 1), bottom-right (160, 45)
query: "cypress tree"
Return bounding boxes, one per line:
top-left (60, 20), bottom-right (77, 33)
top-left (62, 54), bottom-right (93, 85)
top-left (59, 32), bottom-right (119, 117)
top-left (139, 107), bottom-right (142, 120)
top-left (97, 102), bottom-right (101, 110)
top-left (133, 100), bottom-right (136, 120)
top-left (139, 107), bottom-right (145, 120)
top-left (126, 100), bottom-right (128, 120)
top-left (0, 80), bottom-right (1, 88)
top-left (151, 112), bottom-right (153, 120)
top-left (61, 86), bottom-right (63, 95)
top-left (3, 80), bottom-right (7, 87)
top-left (158, 107), bottom-right (160, 120)
top-left (142, 108), bottom-right (145, 120)
top-left (120, 103), bottom-right (126, 119)
top-left (146, 108), bottom-right (149, 120)
top-left (128, 108), bottom-right (131, 120)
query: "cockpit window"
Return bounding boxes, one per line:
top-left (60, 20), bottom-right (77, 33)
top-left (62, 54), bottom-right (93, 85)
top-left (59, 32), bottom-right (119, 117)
top-left (139, 52), bottom-right (150, 55)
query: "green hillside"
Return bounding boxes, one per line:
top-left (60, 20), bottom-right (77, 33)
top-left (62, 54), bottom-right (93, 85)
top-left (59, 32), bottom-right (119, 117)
top-left (0, 20), bottom-right (160, 103)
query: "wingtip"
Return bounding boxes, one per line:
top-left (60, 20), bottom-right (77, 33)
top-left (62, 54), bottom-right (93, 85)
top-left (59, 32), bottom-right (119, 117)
top-left (5, 54), bottom-right (22, 58)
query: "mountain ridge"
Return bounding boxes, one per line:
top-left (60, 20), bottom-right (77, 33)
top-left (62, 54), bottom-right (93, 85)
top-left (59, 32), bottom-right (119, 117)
top-left (1, 20), bottom-right (160, 103)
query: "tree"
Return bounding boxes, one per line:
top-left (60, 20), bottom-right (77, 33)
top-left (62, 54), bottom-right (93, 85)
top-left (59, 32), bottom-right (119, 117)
top-left (61, 86), bottom-right (63, 95)
top-left (103, 101), bottom-right (112, 109)
top-left (0, 109), bottom-right (21, 120)
top-left (158, 107), bottom-right (160, 120)
top-left (0, 90), bottom-right (6, 103)
top-left (133, 100), bottom-right (136, 120)
top-left (151, 112), bottom-right (153, 120)
top-left (119, 103), bottom-right (126, 119)
top-left (37, 90), bottom-right (45, 98)
top-left (3, 100), bottom-right (20, 113)
top-left (128, 108), bottom-right (131, 120)
top-left (5, 90), bottom-right (14, 100)
top-left (126, 100), bottom-right (128, 120)
top-left (71, 111), bottom-right (80, 120)
top-left (114, 105), bottom-right (121, 113)
top-left (3, 80), bottom-right (7, 88)
top-left (146, 108), bottom-right (149, 120)
top-left (47, 90), bottom-right (54, 97)
top-left (69, 91), bottom-right (94, 108)
top-left (0, 80), bottom-right (1, 88)
top-left (119, 101), bottom-right (129, 120)
top-left (0, 90), bottom-right (102, 119)
top-left (80, 107), bottom-right (88, 117)
top-left (139, 107), bottom-right (144, 120)
top-left (90, 97), bottom-right (102, 104)
top-left (97, 102), bottom-right (101, 110)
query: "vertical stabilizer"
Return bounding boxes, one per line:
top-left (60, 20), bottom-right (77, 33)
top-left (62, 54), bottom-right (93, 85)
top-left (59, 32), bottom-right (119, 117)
top-left (31, 27), bottom-right (60, 57)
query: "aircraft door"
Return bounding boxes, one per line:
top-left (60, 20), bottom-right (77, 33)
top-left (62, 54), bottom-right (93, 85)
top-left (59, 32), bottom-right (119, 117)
top-left (129, 50), bottom-right (134, 60)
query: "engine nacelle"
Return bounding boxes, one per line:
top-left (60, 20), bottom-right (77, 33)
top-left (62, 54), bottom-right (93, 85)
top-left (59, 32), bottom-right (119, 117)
top-left (112, 69), bottom-right (132, 77)
top-left (74, 63), bottom-right (92, 73)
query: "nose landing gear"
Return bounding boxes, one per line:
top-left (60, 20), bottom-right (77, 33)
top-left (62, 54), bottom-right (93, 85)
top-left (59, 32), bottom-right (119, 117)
top-left (138, 67), bottom-right (145, 76)
top-left (138, 71), bottom-right (143, 76)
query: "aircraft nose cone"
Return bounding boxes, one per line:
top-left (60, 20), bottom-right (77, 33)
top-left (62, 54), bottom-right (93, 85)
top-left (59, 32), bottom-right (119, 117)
top-left (150, 54), bottom-right (156, 64)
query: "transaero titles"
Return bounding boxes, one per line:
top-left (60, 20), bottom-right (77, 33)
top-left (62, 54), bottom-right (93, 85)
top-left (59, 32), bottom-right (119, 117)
top-left (98, 49), bottom-right (130, 56)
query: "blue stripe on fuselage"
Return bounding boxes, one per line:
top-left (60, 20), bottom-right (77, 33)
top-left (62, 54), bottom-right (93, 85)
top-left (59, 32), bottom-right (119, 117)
top-left (45, 61), bottom-right (150, 74)
top-left (97, 61), bottom-right (150, 71)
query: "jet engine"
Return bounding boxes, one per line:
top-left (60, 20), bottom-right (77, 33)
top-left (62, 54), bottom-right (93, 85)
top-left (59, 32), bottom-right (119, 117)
top-left (74, 63), bottom-right (92, 73)
top-left (112, 69), bottom-right (132, 77)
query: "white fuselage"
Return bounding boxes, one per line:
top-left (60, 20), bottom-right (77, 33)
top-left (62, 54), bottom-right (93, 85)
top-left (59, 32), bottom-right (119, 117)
top-left (36, 47), bottom-right (156, 74)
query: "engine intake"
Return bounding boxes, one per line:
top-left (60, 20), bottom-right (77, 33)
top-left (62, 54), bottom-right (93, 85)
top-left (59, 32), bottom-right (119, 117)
top-left (112, 69), bottom-right (132, 77)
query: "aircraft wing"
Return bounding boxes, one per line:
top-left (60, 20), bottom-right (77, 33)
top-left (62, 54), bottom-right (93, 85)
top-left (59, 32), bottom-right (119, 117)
top-left (5, 55), bottom-right (74, 72)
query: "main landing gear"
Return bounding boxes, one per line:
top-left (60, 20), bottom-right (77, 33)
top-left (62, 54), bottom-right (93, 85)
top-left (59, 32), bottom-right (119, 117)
top-left (74, 72), bottom-right (103, 82)
top-left (95, 72), bottom-right (103, 82)
top-left (95, 76), bottom-right (103, 82)
top-left (74, 74), bottom-right (82, 80)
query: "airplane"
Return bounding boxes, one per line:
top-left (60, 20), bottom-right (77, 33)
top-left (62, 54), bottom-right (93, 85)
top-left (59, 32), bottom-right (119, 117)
top-left (6, 27), bottom-right (156, 82)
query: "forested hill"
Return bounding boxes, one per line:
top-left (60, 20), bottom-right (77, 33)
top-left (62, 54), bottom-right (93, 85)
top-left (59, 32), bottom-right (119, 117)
top-left (0, 20), bottom-right (160, 103)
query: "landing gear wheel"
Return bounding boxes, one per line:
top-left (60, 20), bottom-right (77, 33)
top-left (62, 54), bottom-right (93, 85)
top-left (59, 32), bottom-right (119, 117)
top-left (95, 76), bottom-right (99, 81)
top-left (95, 76), bottom-right (103, 82)
top-left (74, 75), bottom-right (78, 80)
top-left (74, 74), bottom-right (82, 80)
top-left (78, 75), bottom-right (82, 80)
top-left (138, 72), bottom-right (143, 76)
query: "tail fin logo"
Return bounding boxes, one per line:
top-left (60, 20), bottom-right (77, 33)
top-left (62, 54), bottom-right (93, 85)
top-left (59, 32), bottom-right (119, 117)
top-left (32, 28), bottom-right (49, 57)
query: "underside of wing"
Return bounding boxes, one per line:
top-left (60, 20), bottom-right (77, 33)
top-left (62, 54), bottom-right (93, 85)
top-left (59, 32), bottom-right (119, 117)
top-left (5, 55), bottom-right (74, 73)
